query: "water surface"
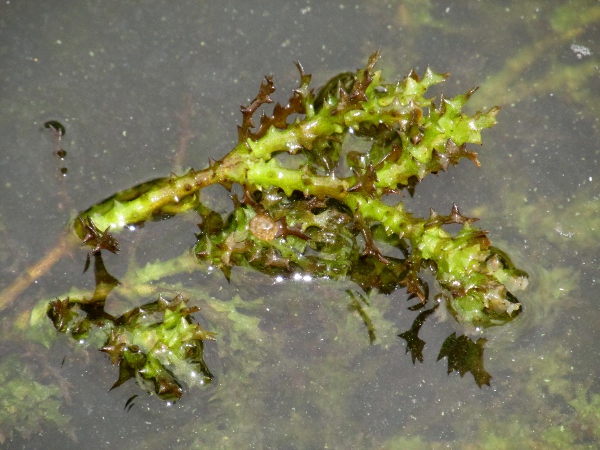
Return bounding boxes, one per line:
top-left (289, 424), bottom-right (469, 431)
top-left (1, 1), bottom-right (599, 448)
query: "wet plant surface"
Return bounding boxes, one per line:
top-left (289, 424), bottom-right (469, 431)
top-left (1, 1), bottom-right (599, 448)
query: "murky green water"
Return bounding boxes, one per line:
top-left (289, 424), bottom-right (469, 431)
top-left (1, 1), bottom-right (598, 448)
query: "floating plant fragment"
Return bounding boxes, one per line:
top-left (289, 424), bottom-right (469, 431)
top-left (49, 51), bottom-right (528, 400)
top-left (49, 293), bottom-right (215, 401)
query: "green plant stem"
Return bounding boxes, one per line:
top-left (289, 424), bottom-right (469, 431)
top-left (72, 52), bottom-right (526, 329)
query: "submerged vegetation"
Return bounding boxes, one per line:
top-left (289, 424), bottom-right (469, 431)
top-left (44, 51), bottom-right (527, 400)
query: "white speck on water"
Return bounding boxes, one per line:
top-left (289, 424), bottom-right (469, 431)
top-left (570, 44), bottom-right (592, 59)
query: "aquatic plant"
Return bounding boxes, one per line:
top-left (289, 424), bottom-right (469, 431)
top-left (0, 356), bottom-right (72, 444)
top-left (50, 51), bottom-right (527, 399)
top-left (47, 251), bottom-right (215, 401)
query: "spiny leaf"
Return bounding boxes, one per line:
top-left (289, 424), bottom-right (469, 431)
top-left (437, 332), bottom-right (491, 387)
top-left (398, 305), bottom-right (438, 363)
